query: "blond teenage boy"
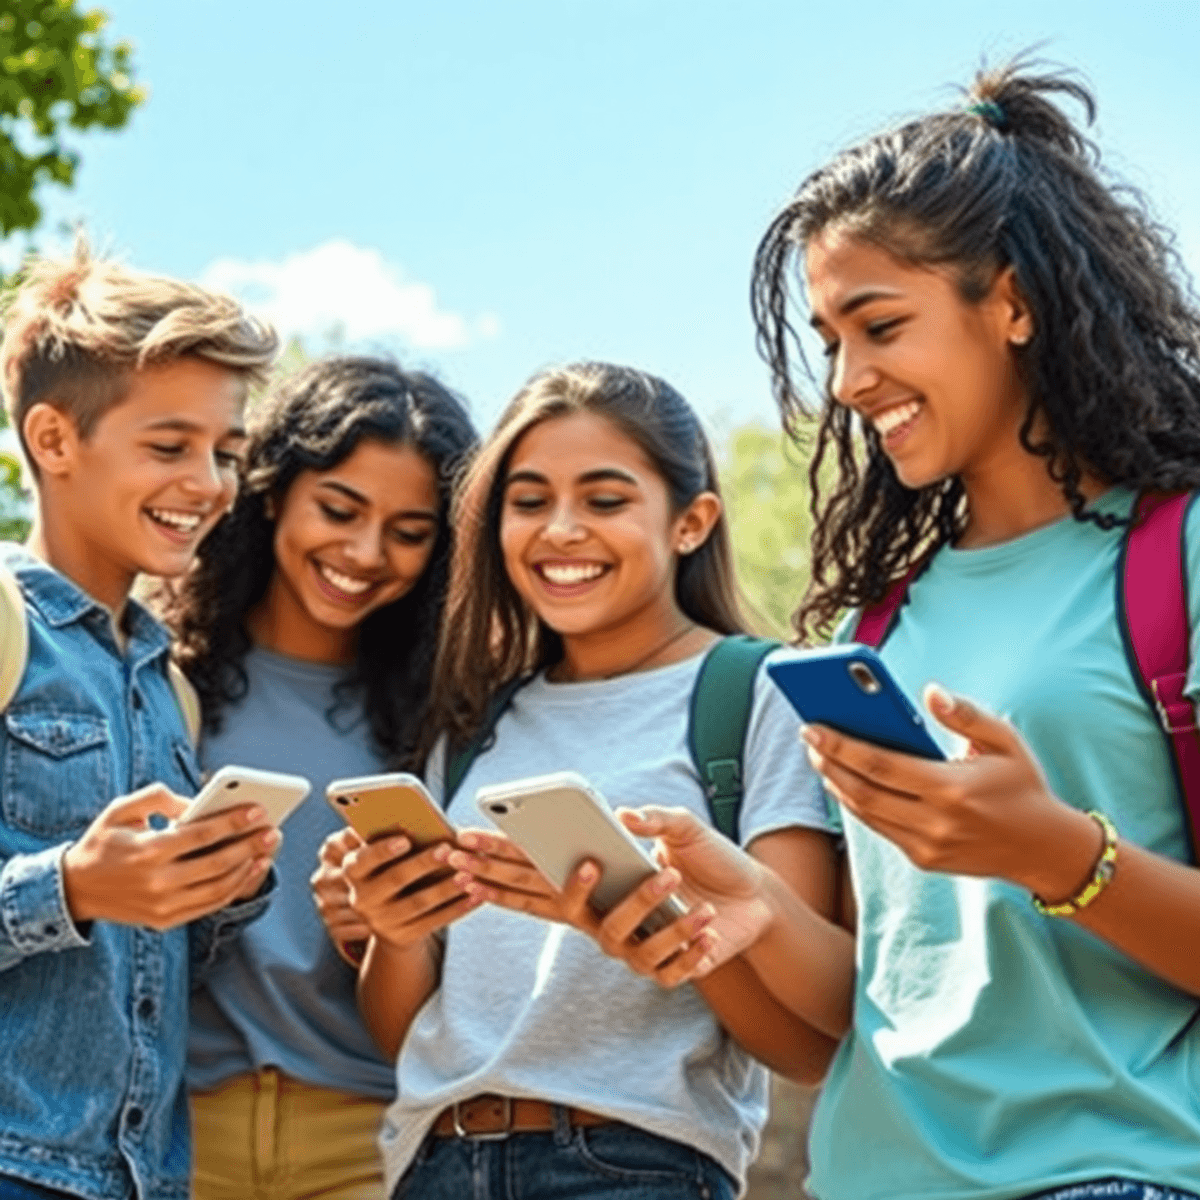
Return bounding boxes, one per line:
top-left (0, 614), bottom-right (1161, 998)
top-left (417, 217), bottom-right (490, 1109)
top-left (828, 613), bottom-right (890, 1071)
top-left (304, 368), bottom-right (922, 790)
top-left (0, 243), bottom-right (280, 1200)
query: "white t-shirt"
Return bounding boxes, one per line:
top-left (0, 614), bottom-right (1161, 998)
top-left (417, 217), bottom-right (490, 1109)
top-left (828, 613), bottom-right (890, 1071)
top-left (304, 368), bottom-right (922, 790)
top-left (379, 647), bottom-right (835, 1195)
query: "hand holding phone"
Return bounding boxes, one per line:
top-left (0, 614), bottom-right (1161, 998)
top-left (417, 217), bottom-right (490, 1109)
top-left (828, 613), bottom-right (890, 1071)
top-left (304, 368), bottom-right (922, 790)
top-left (473, 771), bottom-right (690, 937)
top-left (766, 645), bottom-right (946, 760)
top-left (179, 765), bottom-right (312, 827)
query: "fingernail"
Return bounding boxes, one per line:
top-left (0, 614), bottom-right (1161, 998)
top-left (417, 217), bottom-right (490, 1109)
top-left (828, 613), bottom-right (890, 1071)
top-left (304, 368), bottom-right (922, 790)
top-left (578, 863), bottom-right (598, 883)
top-left (432, 844), bottom-right (450, 862)
top-left (801, 726), bottom-right (823, 749)
top-left (926, 683), bottom-right (954, 711)
top-left (655, 869), bottom-right (681, 894)
top-left (695, 955), bottom-right (713, 975)
top-left (386, 837), bottom-right (406, 855)
top-left (244, 805), bottom-right (265, 824)
top-left (458, 832), bottom-right (478, 849)
top-left (446, 850), bottom-right (467, 869)
top-left (454, 871), bottom-right (473, 888)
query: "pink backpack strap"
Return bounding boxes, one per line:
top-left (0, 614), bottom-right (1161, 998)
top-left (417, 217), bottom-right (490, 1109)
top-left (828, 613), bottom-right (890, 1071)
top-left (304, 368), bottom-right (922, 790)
top-left (853, 560), bottom-right (926, 649)
top-left (1119, 490), bottom-right (1200, 861)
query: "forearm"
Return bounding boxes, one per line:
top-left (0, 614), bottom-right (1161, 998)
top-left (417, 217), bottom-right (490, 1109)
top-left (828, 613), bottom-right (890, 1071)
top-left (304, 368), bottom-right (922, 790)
top-left (1019, 810), bottom-right (1200, 997)
top-left (357, 935), bottom-right (441, 1060)
top-left (741, 866), bottom-right (855, 1039)
top-left (694, 955), bottom-right (841, 1084)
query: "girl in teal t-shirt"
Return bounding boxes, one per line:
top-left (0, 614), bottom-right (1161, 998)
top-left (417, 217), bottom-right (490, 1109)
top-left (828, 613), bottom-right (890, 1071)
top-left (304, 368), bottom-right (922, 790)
top-left (576, 59), bottom-right (1200, 1200)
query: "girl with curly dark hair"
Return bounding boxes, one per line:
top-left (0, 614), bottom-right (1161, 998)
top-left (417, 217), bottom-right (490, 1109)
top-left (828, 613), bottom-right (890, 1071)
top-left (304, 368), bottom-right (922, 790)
top-left (594, 58), bottom-right (1200, 1200)
top-left (166, 355), bottom-right (476, 1200)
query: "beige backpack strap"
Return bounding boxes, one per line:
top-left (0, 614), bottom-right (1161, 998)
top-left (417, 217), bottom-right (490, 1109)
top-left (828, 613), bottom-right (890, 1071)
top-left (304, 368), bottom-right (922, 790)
top-left (0, 561), bottom-right (30, 713)
top-left (166, 660), bottom-right (201, 747)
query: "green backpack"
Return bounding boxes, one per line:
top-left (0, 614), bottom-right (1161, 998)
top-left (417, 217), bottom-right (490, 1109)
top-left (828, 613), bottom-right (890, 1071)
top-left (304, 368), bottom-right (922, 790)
top-left (442, 634), bottom-right (778, 843)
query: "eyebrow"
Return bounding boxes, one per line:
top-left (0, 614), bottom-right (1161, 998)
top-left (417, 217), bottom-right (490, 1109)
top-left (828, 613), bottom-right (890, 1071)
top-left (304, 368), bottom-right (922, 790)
top-left (505, 467), bottom-right (641, 488)
top-left (318, 480), bottom-right (437, 520)
top-left (143, 417), bottom-right (247, 439)
top-left (809, 288), bottom-right (905, 329)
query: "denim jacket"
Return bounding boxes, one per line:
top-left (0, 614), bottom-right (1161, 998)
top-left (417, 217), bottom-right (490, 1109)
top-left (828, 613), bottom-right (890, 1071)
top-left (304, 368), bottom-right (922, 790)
top-left (0, 546), bottom-right (272, 1199)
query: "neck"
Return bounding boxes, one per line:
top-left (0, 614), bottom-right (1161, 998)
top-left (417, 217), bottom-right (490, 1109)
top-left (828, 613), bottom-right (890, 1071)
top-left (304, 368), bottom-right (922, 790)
top-left (25, 516), bottom-right (134, 617)
top-left (245, 576), bottom-right (357, 665)
top-left (553, 607), bottom-right (714, 682)
top-left (956, 444), bottom-right (1107, 549)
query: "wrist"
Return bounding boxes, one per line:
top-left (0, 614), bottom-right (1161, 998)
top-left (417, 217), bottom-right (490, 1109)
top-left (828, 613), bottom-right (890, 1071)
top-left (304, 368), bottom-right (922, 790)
top-left (1015, 805), bottom-right (1106, 903)
top-left (60, 843), bottom-right (97, 925)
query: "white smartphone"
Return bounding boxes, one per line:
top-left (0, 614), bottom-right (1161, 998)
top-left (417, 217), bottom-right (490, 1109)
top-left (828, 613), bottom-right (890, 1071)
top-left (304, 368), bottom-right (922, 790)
top-left (325, 772), bottom-right (457, 847)
top-left (178, 764), bottom-right (311, 828)
top-left (473, 770), bottom-right (689, 937)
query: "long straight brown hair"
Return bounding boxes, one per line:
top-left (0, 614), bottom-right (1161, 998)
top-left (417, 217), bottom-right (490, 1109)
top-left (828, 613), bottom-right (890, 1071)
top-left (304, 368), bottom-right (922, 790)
top-left (426, 361), bottom-right (745, 757)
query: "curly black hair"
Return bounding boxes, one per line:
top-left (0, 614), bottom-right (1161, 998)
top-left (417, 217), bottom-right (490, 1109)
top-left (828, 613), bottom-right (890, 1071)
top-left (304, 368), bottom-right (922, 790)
top-left (163, 355), bottom-right (477, 768)
top-left (751, 57), bottom-right (1200, 641)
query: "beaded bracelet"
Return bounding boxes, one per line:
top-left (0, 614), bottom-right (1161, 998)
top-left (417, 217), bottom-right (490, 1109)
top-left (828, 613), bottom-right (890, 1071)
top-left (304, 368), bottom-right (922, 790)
top-left (1031, 810), bottom-right (1119, 917)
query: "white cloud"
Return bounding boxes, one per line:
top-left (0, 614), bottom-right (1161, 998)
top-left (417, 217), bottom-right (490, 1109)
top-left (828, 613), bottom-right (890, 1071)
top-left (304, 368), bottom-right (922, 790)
top-left (200, 239), bottom-right (499, 350)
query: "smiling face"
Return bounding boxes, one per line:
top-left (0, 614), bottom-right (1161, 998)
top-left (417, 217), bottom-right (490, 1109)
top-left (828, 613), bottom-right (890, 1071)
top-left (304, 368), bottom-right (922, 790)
top-left (805, 230), bottom-right (1033, 492)
top-left (252, 438), bottom-right (440, 663)
top-left (499, 410), bottom-right (716, 666)
top-left (27, 355), bottom-right (248, 609)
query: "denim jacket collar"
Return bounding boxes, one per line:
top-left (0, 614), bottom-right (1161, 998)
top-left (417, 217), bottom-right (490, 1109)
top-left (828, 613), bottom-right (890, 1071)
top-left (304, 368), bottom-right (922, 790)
top-left (3, 544), bottom-right (171, 664)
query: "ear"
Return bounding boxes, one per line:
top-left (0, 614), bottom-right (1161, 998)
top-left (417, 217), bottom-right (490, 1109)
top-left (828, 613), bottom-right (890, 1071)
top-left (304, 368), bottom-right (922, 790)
top-left (22, 403), bottom-right (81, 479)
top-left (672, 491), bottom-right (722, 556)
top-left (993, 266), bottom-right (1034, 347)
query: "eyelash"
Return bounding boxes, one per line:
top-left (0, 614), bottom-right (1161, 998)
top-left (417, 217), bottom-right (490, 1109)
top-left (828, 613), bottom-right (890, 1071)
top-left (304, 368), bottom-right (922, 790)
top-left (149, 444), bottom-right (241, 468)
top-left (318, 502), bottom-right (355, 523)
top-left (820, 318), bottom-right (904, 360)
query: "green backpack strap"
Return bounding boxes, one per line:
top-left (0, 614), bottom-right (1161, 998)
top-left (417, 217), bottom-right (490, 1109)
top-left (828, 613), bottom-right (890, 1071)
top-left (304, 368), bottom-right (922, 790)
top-left (0, 561), bottom-right (30, 712)
top-left (442, 675), bottom-right (532, 808)
top-left (688, 634), bottom-right (779, 843)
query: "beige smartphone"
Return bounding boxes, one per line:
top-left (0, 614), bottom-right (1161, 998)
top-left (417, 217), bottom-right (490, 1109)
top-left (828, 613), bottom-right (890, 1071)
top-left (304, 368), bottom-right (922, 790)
top-left (325, 772), bottom-right (456, 847)
top-left (474, 770), bottom-right (690, 937)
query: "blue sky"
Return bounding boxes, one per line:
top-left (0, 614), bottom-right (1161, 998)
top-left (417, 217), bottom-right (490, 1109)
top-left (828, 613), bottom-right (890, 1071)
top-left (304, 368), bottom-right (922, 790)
top-left (12, 0), bottom-right (1200, 434)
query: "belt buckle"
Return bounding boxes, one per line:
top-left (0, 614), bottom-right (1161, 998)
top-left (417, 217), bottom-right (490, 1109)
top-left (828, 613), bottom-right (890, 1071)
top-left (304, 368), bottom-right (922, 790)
top-left (453, 1096), bottom-right (513, 1141)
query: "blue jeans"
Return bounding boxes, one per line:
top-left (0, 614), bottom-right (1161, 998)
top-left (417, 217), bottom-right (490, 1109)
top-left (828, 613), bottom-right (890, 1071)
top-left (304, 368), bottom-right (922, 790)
top-left (1022, 1182), bottom-right (1200, 1200)
top-left (393, 1111), bottom-right (736, 1200)
top-left (0, 1179), bottom-right (74, 1199)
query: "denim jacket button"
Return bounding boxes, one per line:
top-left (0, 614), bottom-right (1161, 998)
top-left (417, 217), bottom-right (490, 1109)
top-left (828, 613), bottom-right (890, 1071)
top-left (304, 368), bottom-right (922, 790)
top-left (131, 691), bottom-right (143, 710)
top-left (42, 923), bottom-right (57, 937)
top-left (125, 1106), bottom-right (143, 1128)
top-left (137, 997), bottom-right (155, 1020)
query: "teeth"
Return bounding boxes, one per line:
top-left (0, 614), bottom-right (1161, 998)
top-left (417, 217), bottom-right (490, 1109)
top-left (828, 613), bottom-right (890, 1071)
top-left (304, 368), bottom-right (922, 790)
top-left (148, 508), bottom-right (202, 532)
top-left (874, 401), bottom-right (922, 437)
top-left (541, 563), bottom-right (605, 586)
top-left (318, 563), bottom-right (372, 595)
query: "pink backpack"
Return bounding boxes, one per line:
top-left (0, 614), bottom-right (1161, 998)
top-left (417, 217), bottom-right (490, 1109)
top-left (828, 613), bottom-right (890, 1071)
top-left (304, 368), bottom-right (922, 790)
top-left (853, 492), bottom-right (1200, 860)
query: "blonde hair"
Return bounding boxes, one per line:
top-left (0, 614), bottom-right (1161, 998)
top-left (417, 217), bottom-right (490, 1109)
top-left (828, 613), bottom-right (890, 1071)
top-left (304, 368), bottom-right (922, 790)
top-left (0, 238), bottom-right (278, 464)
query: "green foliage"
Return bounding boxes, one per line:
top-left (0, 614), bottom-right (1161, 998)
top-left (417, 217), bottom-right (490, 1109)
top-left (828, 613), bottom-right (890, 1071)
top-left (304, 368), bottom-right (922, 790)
top-left (0, 450), bottom-right (30, 541)
top-left (0, 0), bottom-right (144, 236)
top-left (720, 422), bottom-right (819, 640)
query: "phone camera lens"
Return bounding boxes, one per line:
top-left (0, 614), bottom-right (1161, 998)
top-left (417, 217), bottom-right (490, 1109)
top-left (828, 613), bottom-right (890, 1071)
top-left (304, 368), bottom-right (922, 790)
top-left (488, 802), bottom-right (509, 816)
top-left (335, 795), bottom-right (351, 807)
top-left (849, 662), bottom-right (882, 694)
top-left (225, 780), bottom-right (240, 790)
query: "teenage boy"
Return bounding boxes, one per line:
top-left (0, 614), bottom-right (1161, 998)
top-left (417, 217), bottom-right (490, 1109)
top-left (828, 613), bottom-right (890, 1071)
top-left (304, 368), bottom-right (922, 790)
top-left (0, 243), bottom-right (280, 1200)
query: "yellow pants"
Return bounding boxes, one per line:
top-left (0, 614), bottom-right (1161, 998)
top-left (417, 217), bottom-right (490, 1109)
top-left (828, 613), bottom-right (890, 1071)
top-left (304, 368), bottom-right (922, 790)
top-left (191, 1069), bottom-right (388, 1200)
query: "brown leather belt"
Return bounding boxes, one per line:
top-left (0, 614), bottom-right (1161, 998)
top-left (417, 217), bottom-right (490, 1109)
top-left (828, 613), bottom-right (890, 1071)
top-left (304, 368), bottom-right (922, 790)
top-left (430, 1094), bottom-right (612, 1141)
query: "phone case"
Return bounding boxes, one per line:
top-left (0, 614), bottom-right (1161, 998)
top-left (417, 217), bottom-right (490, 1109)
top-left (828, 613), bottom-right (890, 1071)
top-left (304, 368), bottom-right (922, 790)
top-left (766, 645), bottom-right (946, 760)
top-left (325, 772), bottom-right (457, 846)
top-left (474, 770), bottom-right (689, 935)
top-left (178, 765), bottom-right (311, 827)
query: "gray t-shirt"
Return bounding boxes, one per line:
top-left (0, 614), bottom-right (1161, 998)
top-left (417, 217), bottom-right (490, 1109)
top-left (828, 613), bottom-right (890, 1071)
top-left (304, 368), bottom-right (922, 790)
top-left (187, 645), bottom-right (395, 1099)
top-left (380, 648), bottom-right (833, 1194)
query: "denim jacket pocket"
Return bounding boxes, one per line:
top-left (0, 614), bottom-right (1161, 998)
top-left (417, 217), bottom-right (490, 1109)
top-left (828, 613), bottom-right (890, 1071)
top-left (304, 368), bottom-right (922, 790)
top-left (3, 708), bottom-right (113, 837)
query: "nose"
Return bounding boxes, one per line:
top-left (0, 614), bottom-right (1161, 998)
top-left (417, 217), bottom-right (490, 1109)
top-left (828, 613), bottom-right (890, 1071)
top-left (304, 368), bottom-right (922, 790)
top-left (343, 522), bottom-right (387, 570)
top-left (544, 498), bottom-right (584, 545)
top-left (829, 341), bottom-right (881, 408)
top-left (180, 450), bottom-right (227, 504)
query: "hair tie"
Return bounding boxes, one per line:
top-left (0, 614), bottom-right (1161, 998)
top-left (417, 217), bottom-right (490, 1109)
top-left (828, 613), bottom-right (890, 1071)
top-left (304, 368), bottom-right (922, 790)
top-left (965, 99), bottom-right (1007, 129)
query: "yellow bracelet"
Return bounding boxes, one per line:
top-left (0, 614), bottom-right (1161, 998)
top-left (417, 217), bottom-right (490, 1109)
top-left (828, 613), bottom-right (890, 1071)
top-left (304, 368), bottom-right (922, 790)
top-left (1031, 810), bottom-right (1119, 917)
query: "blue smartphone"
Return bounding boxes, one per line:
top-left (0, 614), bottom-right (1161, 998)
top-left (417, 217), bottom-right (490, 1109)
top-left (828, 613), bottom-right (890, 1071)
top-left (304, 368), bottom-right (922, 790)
top-left (766, 645), bottom-right (946, 760)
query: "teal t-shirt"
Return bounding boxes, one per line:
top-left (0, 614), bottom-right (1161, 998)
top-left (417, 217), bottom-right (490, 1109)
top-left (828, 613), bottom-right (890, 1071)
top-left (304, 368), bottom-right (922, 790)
top-left (809, 488), bottom-right (1200, 1200)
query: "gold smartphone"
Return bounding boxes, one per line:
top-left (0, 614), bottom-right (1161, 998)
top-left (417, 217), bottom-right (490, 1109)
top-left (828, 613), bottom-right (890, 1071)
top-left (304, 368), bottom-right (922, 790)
top-left (325, 772), bottom-right (456, 847)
